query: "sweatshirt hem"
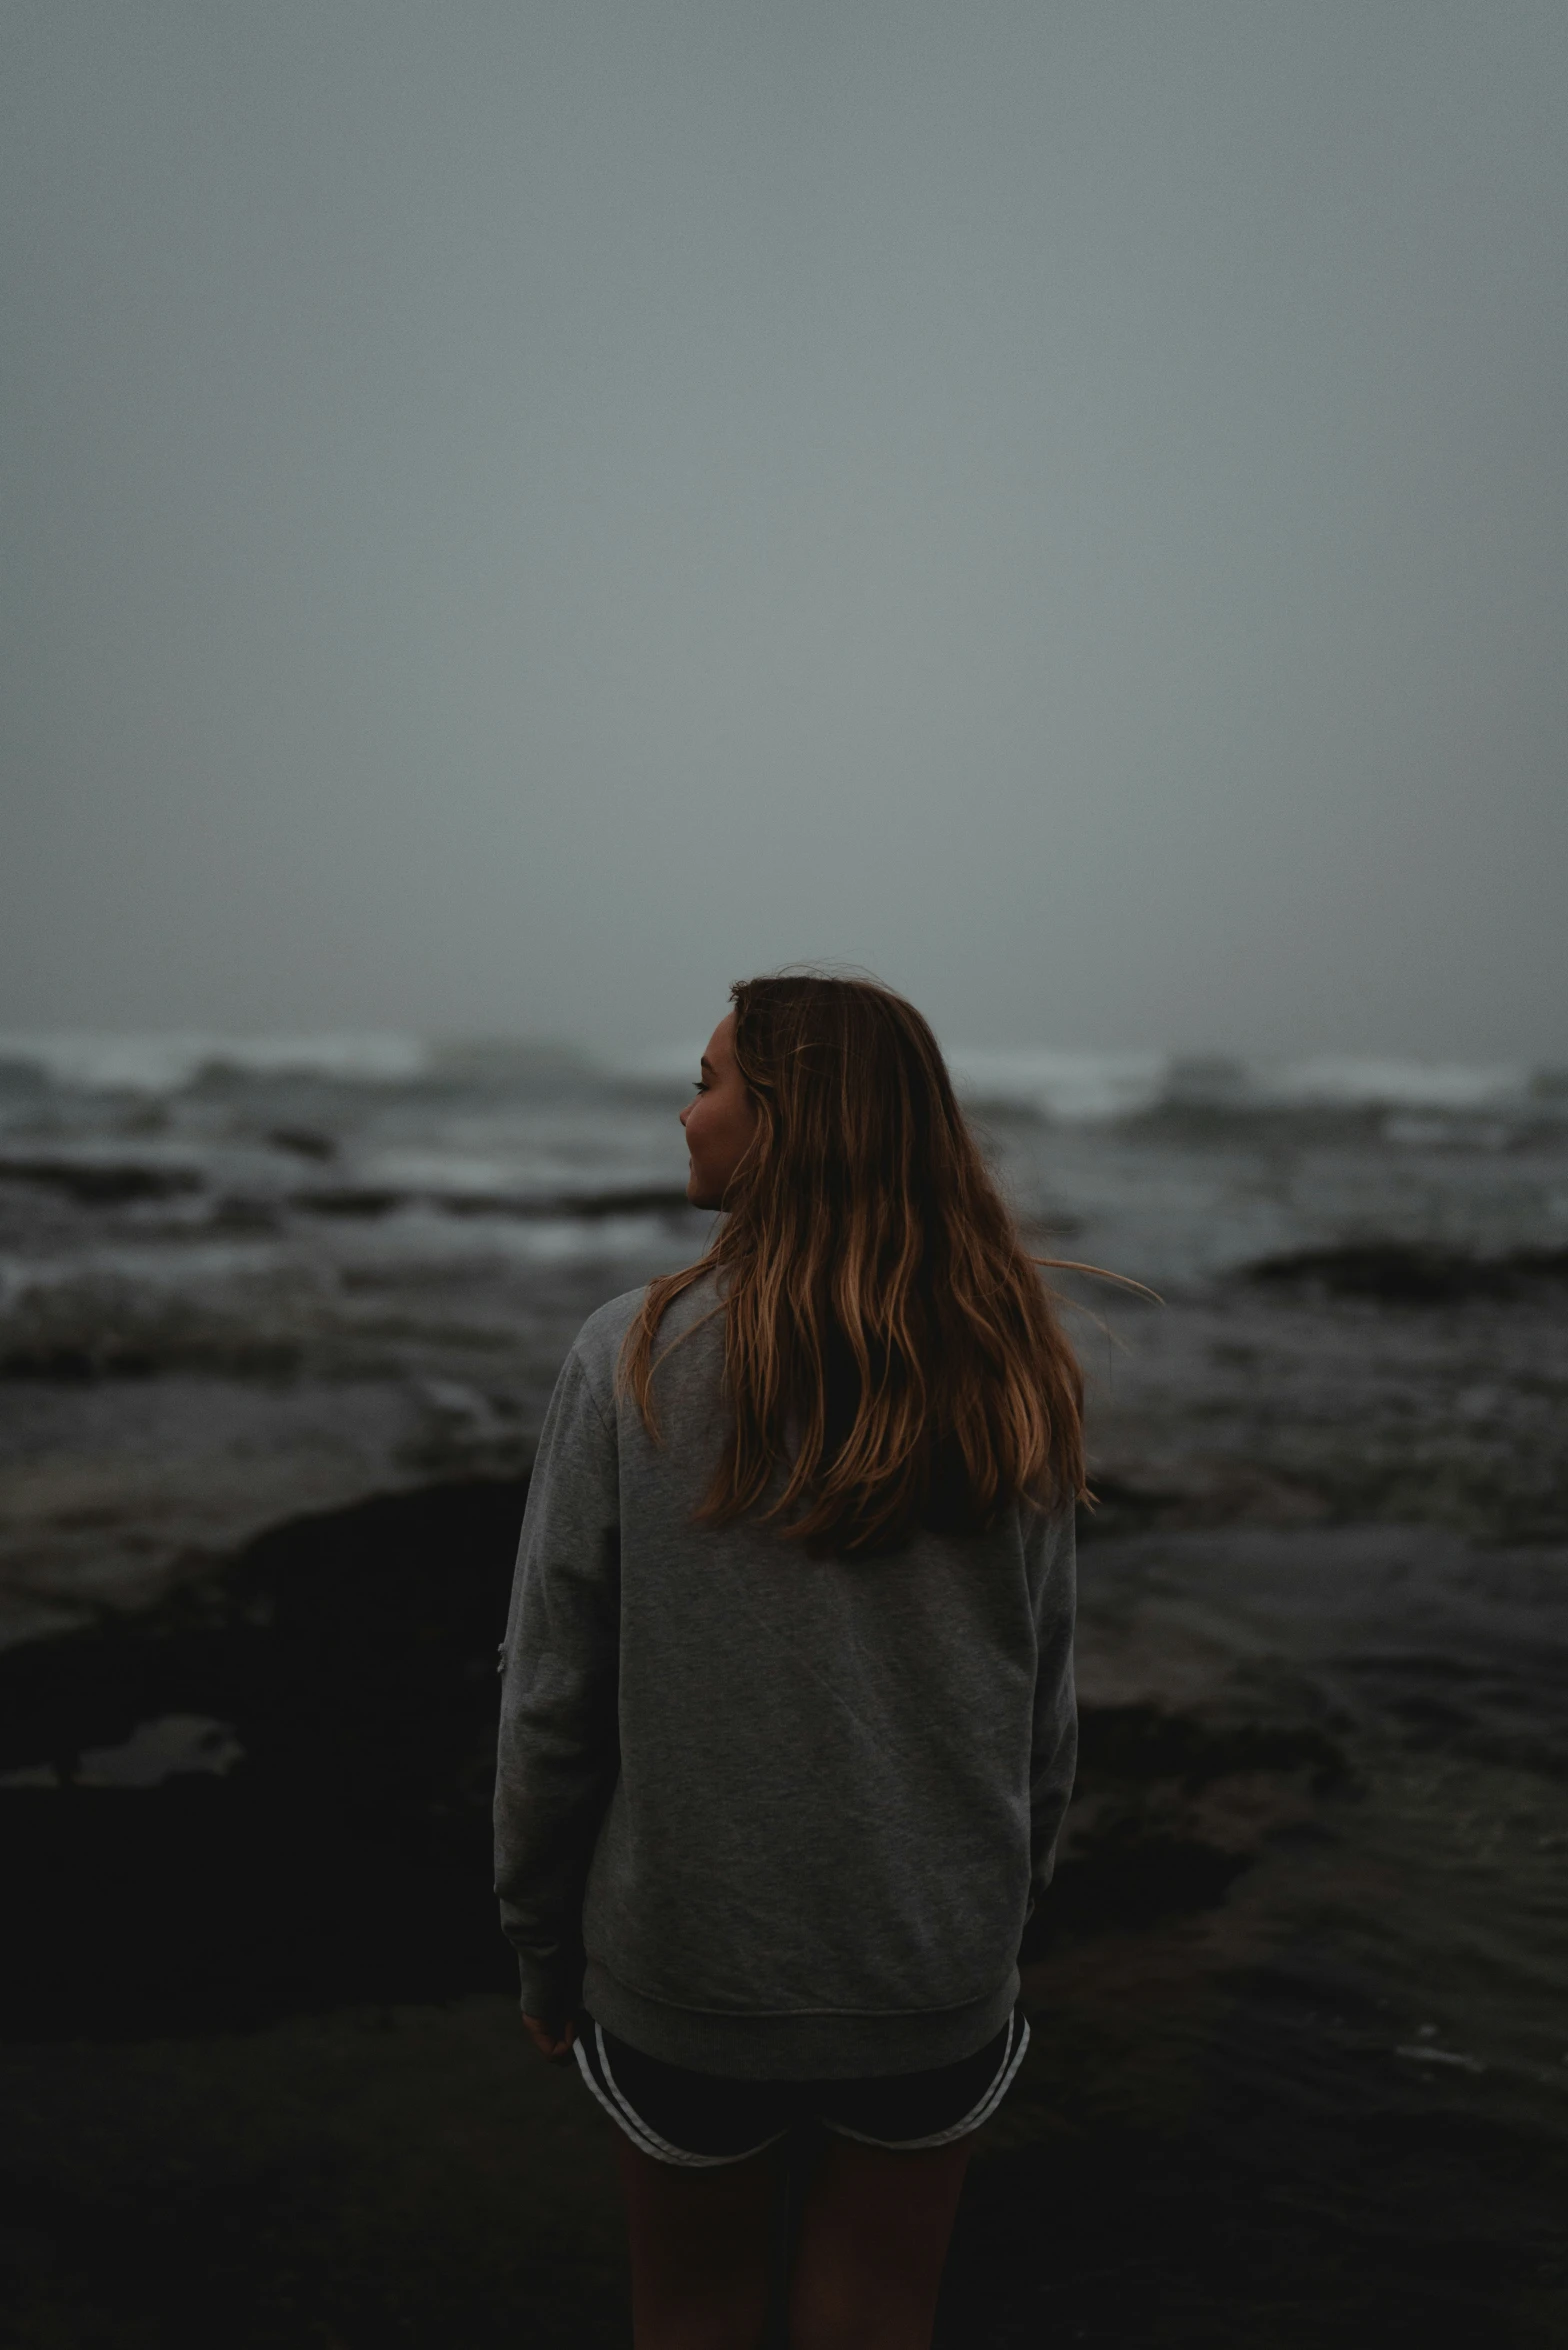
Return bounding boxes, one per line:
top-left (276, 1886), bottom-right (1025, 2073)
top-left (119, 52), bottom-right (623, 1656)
top-left (580, 1961), bottom-right (1020, 2080)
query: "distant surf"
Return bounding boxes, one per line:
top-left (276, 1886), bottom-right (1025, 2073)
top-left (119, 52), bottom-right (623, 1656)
top-left (626, 1038), bottom-right (1564, 1125)
top-left (5, 1031), bottom-right (1561, 1127)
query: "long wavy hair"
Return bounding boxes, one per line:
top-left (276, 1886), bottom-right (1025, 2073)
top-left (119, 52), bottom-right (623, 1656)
top-left (620, 974), bottom-right (1088, 1554)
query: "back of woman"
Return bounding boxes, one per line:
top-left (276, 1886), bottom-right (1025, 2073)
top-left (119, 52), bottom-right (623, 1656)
top-left (494, 974), bottom-right (1083, 2349)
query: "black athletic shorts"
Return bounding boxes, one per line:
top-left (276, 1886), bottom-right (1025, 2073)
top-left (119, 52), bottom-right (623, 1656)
top-left (573, 2008), bottom-right (1030, 2167)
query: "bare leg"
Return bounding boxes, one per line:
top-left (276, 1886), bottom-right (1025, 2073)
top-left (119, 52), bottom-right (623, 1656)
top-left (616, 2133), bottom-right (782, 2350)
top-left (788, 2134), bottom-right (974, 2350)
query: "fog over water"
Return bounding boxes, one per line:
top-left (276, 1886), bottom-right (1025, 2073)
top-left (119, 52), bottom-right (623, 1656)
top-left (4, 3), bottom-right (1567, 1058)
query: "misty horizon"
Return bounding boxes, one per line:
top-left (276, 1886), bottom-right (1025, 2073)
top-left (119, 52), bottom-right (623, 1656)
top-left (5, 5), bottom-right (1566, 1062)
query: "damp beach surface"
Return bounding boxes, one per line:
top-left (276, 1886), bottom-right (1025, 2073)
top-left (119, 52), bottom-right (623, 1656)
top-left (1, 1039), bottom-right (1565, 2346)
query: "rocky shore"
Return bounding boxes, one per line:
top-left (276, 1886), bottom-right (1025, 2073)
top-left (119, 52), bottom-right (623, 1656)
top-left (4, 1053), bottom-right (1566, 2343)
top-left (3, 1458), bottom-right (1564, 2345)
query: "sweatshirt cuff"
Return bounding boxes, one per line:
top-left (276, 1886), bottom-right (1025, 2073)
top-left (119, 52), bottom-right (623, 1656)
top-left (513, 1947), bottom-right (583, 2022)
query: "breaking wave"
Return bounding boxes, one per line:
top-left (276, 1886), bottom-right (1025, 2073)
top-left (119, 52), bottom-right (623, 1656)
top-left (627, 1038), bottom-right (1564, 1126)
top-left (945, 1048), bottom-right (1563, 1125)
top-left (0, 1032), bottom-right (434, 1096)
top-left (3, 1030), bottom-right (1561, 1130)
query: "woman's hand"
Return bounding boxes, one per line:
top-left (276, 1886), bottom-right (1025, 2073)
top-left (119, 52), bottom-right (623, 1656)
top-left (522, 2012), bottom-right (577, 2061)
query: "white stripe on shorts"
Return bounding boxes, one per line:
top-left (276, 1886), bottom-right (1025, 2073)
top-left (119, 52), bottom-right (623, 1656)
top-left (575, 2023), bottom-right (787, 2169)
top-left (825, 2011), bottom-right (1032, 2151)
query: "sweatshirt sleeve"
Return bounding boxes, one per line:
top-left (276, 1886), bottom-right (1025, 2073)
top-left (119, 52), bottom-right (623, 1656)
top-left (492, 1345), bottom-right (621, 2019)
top-left (1026, 1502), bottom-right (1079, 1903)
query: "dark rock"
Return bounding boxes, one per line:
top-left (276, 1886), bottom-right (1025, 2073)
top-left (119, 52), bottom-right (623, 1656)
top-left (0, 1158), bottom-right (204, 1206)
top-left (1244, 1243), bottom-right (1568, 1304)
top-left (266, 1128), bottom-right (337, 1161)
top-left (0, 1477), bottom-right (529, 2037)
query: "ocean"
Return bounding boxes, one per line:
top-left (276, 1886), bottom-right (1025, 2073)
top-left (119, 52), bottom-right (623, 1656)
top-left (1, 1034), bottom-right (1564, 2345)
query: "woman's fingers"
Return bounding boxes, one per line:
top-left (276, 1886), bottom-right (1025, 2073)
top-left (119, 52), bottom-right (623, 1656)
top-left (522, 2013), bottom-right (578, 2060)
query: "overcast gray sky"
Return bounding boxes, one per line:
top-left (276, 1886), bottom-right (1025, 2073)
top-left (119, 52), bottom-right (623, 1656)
top-left (3, 2), bottom-right (1565, 1059)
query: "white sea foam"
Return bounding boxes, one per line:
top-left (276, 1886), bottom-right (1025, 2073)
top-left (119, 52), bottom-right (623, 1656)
top-left (1, 1030), bottom-right (1551, 1126)
top-left (953, 1049), bottom-right (1542, 1122)
top-left (353, 1148), bottom-right (546, 1197)
top-left (947, 1049), bottom-right (1170, 1123)
top-left (1267, 1056), bottom-right (1531, 1113)
top-left (0, 1241), bottom-right (289, 1297)
top-left (0, 1032), bottom-right (430, 1095)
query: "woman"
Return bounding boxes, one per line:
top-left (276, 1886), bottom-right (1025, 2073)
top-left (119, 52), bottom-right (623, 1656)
top-left (494, 974), bottom-right (1082, 2349)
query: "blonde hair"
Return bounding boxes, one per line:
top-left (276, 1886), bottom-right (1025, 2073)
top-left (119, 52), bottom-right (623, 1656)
top-left (621, 973), bottom-right (1086, 1554)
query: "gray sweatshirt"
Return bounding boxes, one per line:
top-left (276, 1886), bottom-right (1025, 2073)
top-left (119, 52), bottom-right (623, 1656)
top-left (492, 1275), bottom-right (1077, 2079)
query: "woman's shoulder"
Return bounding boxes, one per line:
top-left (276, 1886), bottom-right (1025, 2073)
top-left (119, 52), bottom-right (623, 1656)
top-left (572, 1282), bottom-right (646, 1360)
top-left (569, 1268), bottom-right (722, 1397)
